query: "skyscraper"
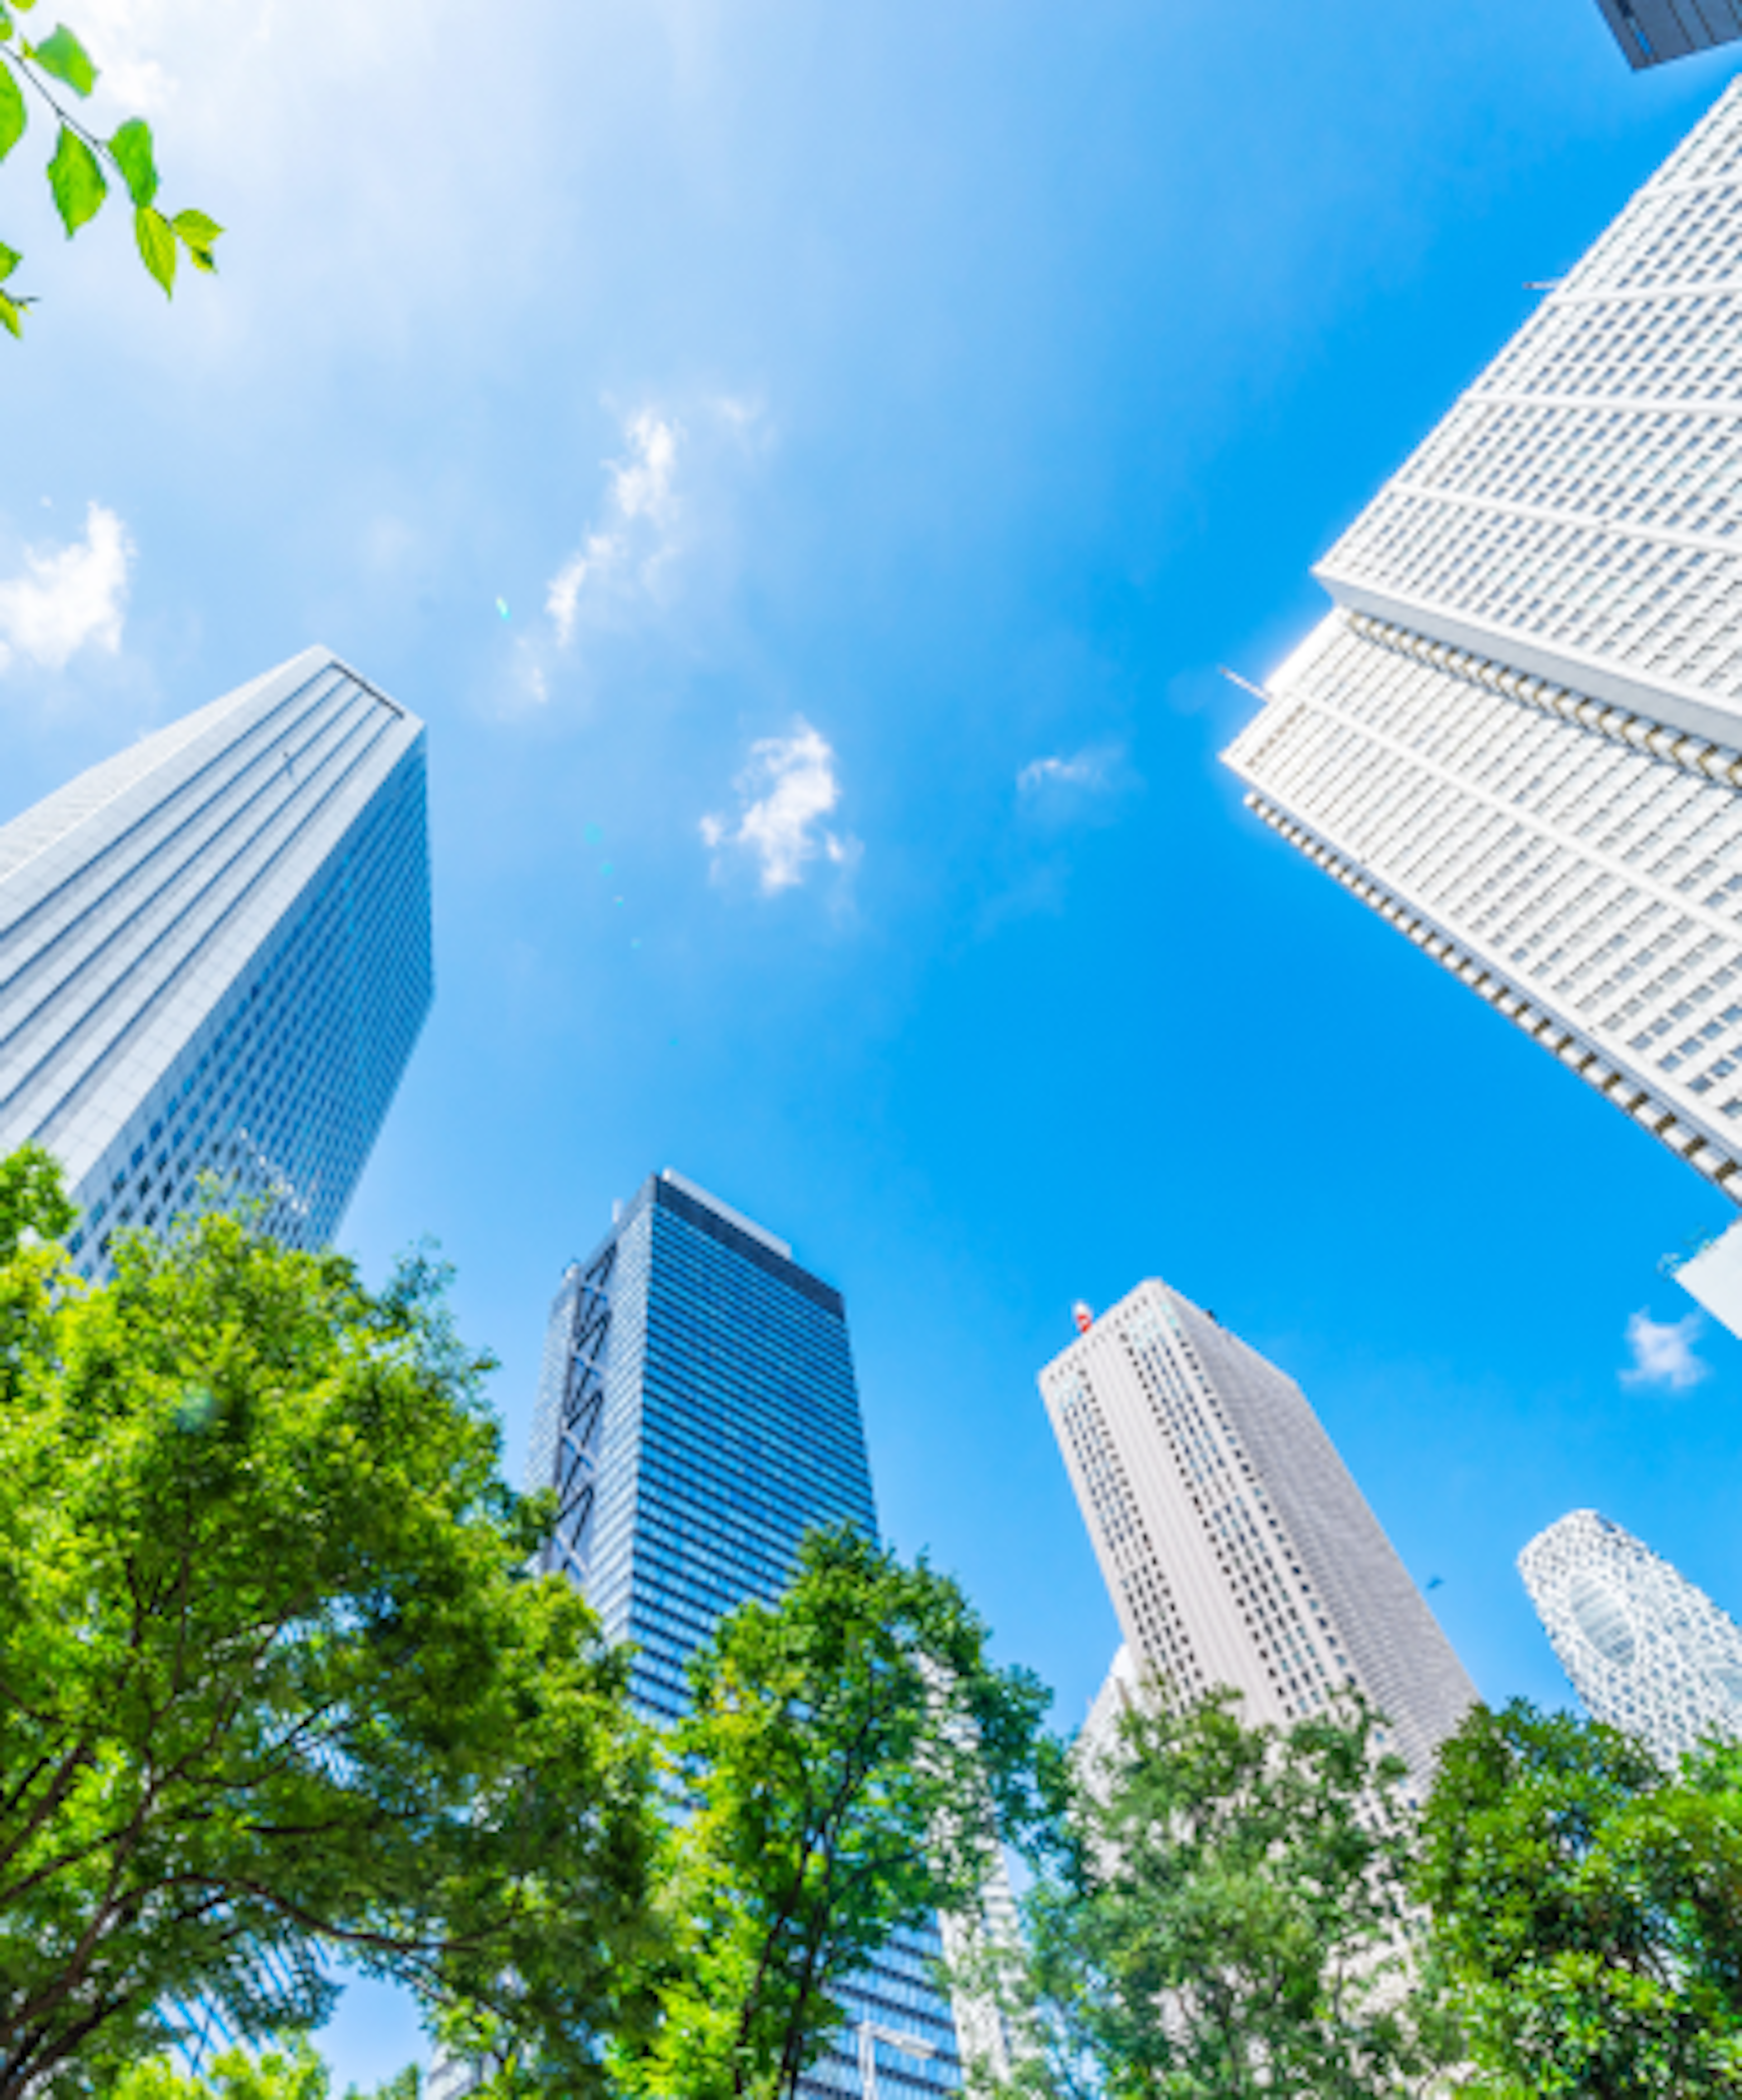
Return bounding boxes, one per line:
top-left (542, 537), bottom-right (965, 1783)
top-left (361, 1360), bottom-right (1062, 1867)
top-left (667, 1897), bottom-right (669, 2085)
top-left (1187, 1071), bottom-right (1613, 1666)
top-left (1594, 0), bottom-right (1742, 71)
top-left (1040, 1281), bottom-right (1475, 1796)
top-left (0, 647), bottom-right (431, 1277)
top-left (1519, 1508), bottom-right (1742, 1766)
top-left (528, 1169), bottom-right (963, 2098)
top-left (1221, 82), bottom-right (1742, 1306)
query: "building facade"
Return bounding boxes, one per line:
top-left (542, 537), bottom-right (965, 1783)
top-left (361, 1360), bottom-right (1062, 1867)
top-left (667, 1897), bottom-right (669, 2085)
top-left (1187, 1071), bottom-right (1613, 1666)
top-left (0, 647), bottom-right (431, 1276)
top-left (1223, 81), bottom-right (1742, 1242)
top-left (1519, 1508), bottom-right (1742, 1765)
top-left (1040, 1282), bottom-right (1475, 1797)
top-left (1595, 0), bottom-right (1742, 71)
top-left (528, 1169), bottom-right (963, 2099)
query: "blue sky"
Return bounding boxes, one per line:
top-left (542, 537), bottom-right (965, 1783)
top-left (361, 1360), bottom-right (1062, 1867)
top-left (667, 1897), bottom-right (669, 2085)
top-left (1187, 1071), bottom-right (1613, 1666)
top-left (6, 0), bottom-right (1742, 2077)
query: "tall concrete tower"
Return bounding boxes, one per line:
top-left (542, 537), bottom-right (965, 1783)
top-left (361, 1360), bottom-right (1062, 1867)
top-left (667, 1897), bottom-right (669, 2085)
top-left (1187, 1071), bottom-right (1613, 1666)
top-left (1041, 1281), bottom-right (1474, 1797)
top-left (1221, 80), bottom-right (1742, 1325)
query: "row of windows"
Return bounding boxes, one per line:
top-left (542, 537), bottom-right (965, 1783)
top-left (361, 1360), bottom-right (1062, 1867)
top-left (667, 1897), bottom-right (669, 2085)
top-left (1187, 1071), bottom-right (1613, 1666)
top-left (1405, 397), bottom-right (1742, 544)
top-left (62, 749), bottom-right (429, 1278)
top-left (1233, 618), bottom-right (1742, 1163)
top-left (1121, 1304), bottom-right (1347, 1722)
top-left (1332, 489), bottom-right (1742, 700)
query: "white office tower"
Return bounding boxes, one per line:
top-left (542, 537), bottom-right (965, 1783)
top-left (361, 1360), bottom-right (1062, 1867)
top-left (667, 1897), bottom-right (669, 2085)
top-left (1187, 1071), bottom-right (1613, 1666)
top-left (1223, 82), bottom-right (1742, 1314)
top-left (0, 648), bottom-right (432, 1277)
top-left (1040, 1283), bottom-right (1475, 1796)
top-left (1519, 1509), bottom-right (1742, 1766)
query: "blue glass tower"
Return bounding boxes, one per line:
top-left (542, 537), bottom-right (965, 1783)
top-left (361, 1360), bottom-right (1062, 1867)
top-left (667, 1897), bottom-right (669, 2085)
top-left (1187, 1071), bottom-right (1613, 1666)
top-left (0, 647), bottom-right (431, 1276)
top-left (528, 1170), bottom-right (962, 2100)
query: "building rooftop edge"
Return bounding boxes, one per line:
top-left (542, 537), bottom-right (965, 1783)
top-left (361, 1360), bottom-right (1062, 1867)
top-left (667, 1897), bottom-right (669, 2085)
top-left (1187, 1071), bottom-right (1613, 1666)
top-left (659, 1168), bottom-right (793, 1258)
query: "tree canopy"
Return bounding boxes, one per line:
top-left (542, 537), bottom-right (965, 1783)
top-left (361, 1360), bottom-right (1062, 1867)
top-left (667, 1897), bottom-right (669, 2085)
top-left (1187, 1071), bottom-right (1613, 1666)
top-left (0, 1147), bottom-right (661, 2100)
top-left (108, 2038), bottom-right (416, 2100)
top-left (964, 1683), bottom-right (1448, 2100)
top-left (0, 9), bottom-right (220, 335)
top-left (613, 1525), bottom-right (1065, 2100)
top-left (1416, 1698), bottom-right (1742, 2097)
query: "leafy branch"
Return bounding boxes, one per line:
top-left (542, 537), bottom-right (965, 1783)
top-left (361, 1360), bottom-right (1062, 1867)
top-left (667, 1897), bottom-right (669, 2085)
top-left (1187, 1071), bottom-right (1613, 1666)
top-left (0, 1), bottom-right (221, 338)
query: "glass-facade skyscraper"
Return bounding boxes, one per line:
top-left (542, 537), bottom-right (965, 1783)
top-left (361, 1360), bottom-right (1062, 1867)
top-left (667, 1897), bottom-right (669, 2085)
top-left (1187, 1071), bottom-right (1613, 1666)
top-left (1595, 0), bottom-right (1742, 71)
top-left (528, 1169), bottom-right (962, 2099)
top-left (1520, 1508), bottom-right (1742, 1766)
top-left (0, 646), bottom-right (432, 1276)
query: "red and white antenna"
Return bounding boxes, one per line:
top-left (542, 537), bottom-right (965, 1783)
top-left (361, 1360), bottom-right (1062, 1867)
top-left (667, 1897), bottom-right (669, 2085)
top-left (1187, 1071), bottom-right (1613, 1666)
top-left (1072, 1301), bottom-right (1095, 1336)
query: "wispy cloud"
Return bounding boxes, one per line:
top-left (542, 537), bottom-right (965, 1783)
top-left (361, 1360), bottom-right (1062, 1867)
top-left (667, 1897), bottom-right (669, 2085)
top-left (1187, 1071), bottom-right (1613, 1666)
top-left (701, 720), bottom-right (856, 894)
top-left (1017, 746), bottom-right (1119, 797)
top-left (1013, 741), bottom-right (1137, 835)
top-left (0, 503), bottom-right (133, 674)
top-left (1621, 1309), bottom-right (1709, 1393)
top-left (546, 409), bottom-right (684, 646)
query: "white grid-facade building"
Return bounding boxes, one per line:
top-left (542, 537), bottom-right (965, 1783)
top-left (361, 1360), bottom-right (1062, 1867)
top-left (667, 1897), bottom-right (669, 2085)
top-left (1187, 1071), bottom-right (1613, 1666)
top-left (1224, 81), bottom-right (1742, 1209)
top-left (1520, 1508), bottom-right (1742, 1766)
top-left (0, 647), bottom-right (432, 1276)
top-left (1040, 1282), bottom-right (1475, 1797)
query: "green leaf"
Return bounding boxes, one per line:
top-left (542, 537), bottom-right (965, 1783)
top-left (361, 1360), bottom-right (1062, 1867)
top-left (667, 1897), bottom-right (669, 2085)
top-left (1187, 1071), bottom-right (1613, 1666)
top-left (110, 116), bottom-right (156, 206)
top-left (0, 60), bottom-right (24, 161)
top-left (171, 207), bottom-right (221, 248)
top-left (133, 202), bottom-right (172, 295)
top-left (172, 207), bottom-right (221, 273)
top-left (30, 22), bottom-right (93, 92)
top-left (0, 240), bottom-right (18, 282)
top-left (0, 288), bottom-right (21, 338)
top-left (46, 123), bottom-right (104, 236)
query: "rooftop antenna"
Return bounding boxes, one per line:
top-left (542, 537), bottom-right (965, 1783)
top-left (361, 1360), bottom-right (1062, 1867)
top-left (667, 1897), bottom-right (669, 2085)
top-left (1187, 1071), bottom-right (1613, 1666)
top-left (1218, 665), bottom-right (1273, 707)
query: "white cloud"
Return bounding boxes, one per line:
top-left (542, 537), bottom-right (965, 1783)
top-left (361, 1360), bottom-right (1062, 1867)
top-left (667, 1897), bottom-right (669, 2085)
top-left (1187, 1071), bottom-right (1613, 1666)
top-left (701, 720), bottom-right (856, 894)
top-left (547, 408), bottom-right (683, 645)
top-left (1621, 1309), bottom-right (1709, 1393)
top-left (73, 0), bottom-right (179, 116)
top-left (0, 504), bottom-right (134, 674)
top-left (1017, 747), bottom-right (1116, 797)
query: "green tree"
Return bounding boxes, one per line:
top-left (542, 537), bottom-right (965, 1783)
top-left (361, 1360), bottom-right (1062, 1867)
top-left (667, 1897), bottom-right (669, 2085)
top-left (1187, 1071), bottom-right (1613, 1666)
top-left (108, 2037), bottom-right (415, 2100)
top-left (965, 1685), bottom-right (1446, 2099)
top-left (614, 1525), bottom-right (1064, 2100)
top-left (1415, 1698), bottom-right (1742, 2097)
top-left (0, 5), bottom-right (220, 335)
top-left (0, 1147), bottom-right (662, 2100)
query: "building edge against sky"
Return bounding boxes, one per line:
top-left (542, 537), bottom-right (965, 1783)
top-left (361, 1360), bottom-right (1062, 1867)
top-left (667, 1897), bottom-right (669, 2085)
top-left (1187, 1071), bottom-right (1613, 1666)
top-left (1041, 1281), bottom-right (1475, 1798)
top-left (1595, 0), bottom-right (1742, 72)
top-left (1221, 77), bottom-right (1742, 1340)
top-left (0, 647), bottom-right (432, 1276)
top-left (1520, 1508), bottom-right (1742, 1767)
top-left (525, 1167), bottom-right (971, 2100)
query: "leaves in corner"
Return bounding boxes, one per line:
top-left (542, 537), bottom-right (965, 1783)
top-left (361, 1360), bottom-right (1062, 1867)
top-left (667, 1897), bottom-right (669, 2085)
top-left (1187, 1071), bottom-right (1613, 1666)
top-left (171, 208), bottom-right (221, 273)
top-left (134, 203), bottom-right (173, 295)
top-left (47, 123), bottom-right (104, 235)
top-left (29, 22), bottom-right (94, 92)
top-left (0, 240), bottom-right (18, 282)
top-left (0, 287), bottom-right (23, 338)
top-left (0, 59), bottom-right (24, 162)
top-left (111, 118), bottom-right (157, 207)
